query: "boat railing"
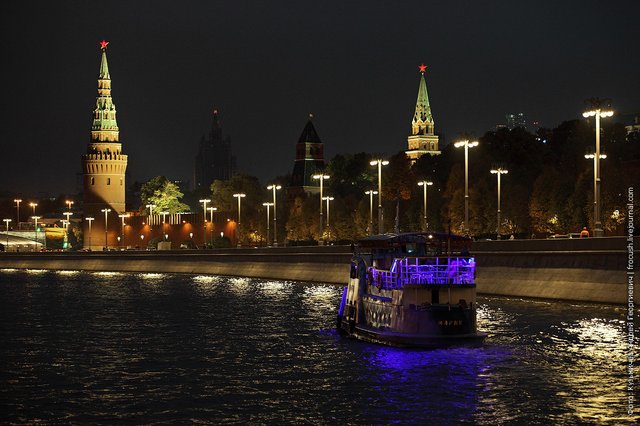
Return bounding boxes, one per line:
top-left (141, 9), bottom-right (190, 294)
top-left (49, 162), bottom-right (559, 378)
top-left (369, 256), bottom-right (475, 288)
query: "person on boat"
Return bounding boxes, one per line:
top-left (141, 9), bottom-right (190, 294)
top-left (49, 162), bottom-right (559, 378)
top-left (580, 227), bottom-right (590, 238)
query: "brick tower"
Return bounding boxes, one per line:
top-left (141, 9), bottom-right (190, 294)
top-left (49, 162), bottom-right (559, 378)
top-left (81, 41), bottom-right (128, 250)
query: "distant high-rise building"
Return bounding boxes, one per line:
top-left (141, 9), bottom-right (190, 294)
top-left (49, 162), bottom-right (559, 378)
top-left (194, 109), bottom-right (235, 191)
top-left (289, 115), bottom-right (325, 195)
top-left (81, 41), bottom-right (128, 250)
top-left (506, 112), bottom-right (526, 130)
top-left (406, 64), bottom-right (441, 162)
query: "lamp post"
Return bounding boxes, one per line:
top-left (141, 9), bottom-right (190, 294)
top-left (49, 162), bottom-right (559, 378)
top-left (364, 190), bottom-right (378, 236)
top-left (453, 139), bottom-right (479, 234)
top-left (31, 216), bottom-right (41, 251)
top-left (199, 199), bottom-right (211, 247)
top-left (323, 196), bottom-right (334, 240)
top-left (267, 184), bottom-right (281, 246)
top-left (63, 211), bottom-right (73, 250)
top-left (145, 203), bottom-right (156, 238)
top-left (312, 174), bottom-right (330, 242)
top-left (119, 213), bottom-right (129, 248)
top-left (66, 200), bottom-right (74, 211)
top-left (85, 217), bottom-right (94, 250)
top-left (101, 208), bottom-right (111, 249)
top-left (583, 106), bottom-right (613, 237)
top-left (3, 219), bottom-right (11, 251)
top-left (262, 202), bottom-right (274, 246)
top-left (14, 199), bottom-right (21, 229)
top-left (417, 180), bottom-right (433, 232)
top-left (30, 202), bottom-right (38, 217)
top-left (370, 159), bottom-right (389, 234)
top-left (207, 207), bottom-right (217, 244)
top-left (233, 193), bottom-right (246, 247)
top-left (490, 168), bottom-right (508, 239)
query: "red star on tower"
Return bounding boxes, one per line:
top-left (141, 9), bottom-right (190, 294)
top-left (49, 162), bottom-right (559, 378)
top-left (418, 63), bottom-right (427, 73)
top-left (99, 40), bottom-right (109, 50)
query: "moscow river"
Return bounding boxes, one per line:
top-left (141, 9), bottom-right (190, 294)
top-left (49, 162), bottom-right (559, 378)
top-left (0, 269), bottom-right (637, 425)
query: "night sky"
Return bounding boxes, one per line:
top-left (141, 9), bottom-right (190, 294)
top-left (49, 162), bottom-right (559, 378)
top-left (2, 1), bottom-right (638, 196)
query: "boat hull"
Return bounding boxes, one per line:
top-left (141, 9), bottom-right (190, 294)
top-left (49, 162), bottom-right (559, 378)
top-left (349, 324), bottom-right (487, 348)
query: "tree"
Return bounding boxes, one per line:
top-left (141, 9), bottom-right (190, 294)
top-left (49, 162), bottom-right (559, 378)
top-left (140, 176), bottom-right (189, 214)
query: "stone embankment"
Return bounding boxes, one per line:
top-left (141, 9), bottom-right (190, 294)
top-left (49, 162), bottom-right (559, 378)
top-left (0, 237), bottom-right (636, 304)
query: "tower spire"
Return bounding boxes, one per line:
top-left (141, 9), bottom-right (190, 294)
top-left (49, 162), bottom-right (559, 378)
top-left (406, 64), bottom-right (440, 161)
top-left (92, 40), bottom-right (118, 142)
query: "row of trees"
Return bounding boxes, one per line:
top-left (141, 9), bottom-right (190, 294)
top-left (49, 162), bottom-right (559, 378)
top-left (135, 119), bottom-right (638, 243)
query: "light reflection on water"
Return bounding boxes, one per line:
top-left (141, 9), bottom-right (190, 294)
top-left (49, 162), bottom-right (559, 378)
top-left (0, 270), bottom-right (637, 424)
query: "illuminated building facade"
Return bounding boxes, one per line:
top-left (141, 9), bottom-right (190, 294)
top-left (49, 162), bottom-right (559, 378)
top-left (194, 109), bottom-right (235, 191)
top-left (406, 64), bottom-right (441, 162)
top-left (289, 115), bottom-right (325, 195)
top-left (506, 112), bottom-right (526, 130)
top-left (81, 41), bottom-right (128, 249)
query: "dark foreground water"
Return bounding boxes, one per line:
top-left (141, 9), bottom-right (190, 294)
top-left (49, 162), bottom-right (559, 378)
top-left (0, 269), bottom-right (637, 425)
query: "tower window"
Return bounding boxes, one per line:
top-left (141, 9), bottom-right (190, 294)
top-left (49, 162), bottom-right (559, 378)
top-left (107, 178), bottom-right (111, 185)
top-left (120, 178), bottom-right (123, 186)
top-left (91, 177), bottom-right (95, 185)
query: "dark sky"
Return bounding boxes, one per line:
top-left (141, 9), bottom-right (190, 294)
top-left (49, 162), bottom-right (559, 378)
top-left (2, 1), bottom-right (638, 196)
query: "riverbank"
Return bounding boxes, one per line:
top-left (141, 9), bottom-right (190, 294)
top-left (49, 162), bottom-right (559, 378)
top-left (0, 237), bottom-right (636, 304)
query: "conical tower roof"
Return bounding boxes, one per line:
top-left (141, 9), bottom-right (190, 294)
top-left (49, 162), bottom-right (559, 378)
top-left (413, 66), bottom-right (434, 127)
top-left (91, 40), bottom-right (119, 142)
top-left (298, 116), bottom-right (322, 144)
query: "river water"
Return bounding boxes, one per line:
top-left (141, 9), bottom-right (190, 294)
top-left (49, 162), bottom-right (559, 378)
top-left (0, 269), bottom-right (637, 425)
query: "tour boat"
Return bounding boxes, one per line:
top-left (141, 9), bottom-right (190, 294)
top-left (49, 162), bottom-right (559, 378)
top-left (337, 232), bottom-right (487, 348)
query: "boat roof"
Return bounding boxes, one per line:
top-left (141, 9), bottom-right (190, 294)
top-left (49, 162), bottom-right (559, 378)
top-left (358, 232), bottom-right (471, 248)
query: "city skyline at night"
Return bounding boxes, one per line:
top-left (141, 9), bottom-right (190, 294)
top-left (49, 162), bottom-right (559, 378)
top-left (2, 1), bottom-right (638, 196)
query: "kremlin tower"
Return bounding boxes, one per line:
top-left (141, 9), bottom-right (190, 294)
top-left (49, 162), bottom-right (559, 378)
top-left (405, 64), bottom-right (441, 162)
top-left (81, 41), bottom-right (128, 250)
top-left (289, 115), bottom-right (325, 196)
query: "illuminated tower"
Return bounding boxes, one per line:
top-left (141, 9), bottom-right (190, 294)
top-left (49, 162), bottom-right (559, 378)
top-left (406, 64), bottom-right (441, 162)
top-left (81, 41), bottom-right (128, 249)
top-left (289, 114), bottom-right (325, 196)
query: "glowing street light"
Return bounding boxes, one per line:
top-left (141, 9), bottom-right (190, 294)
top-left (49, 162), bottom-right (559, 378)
top-left (312, 174), bottom-right (330, 241)
top-left (364, 190), bottom-right (378, 236)
top-left (29, 202), bottom-right (38, 217)
top-left (323, 196), bottom-right (334, 230)
top-left (262, 202), bottom-right (274, 245)
top-left (490, 168), bottom-right (508, 238)
top-left (31, 215), bottom-right (41, 251)
top-left (453, 139), bottom-right (479, 234)
top-left (207, 207), bottom-right (217, 243)
top-left (233, 193), bottom-right (246, 247)
top-left (63, 211), bottom-right (73, 250)
top-left (583, 104), bottom-right (614, 237)
top-left (14, 199), bottom-right (21, 229)
top-left (417, 180), bottom-right (433, 232)
top-left (370, 159), bottom-right (389, 234)
top-left (585, 152), bottom-right (607, 234)
top-left (119, 213), bottom-right (129, 248)
top-left (101, 208), bottom-right (111, 249)
top-left (199, 199), bottom-right (211, 247)
top-left (85, 217), bottom-right (94, 250)
top-left (3, 219), bottom-right (11, 250)
top-left (66, 200), bottom-right (74, 211)
top-left (267, 184), bottom-right (282, 246)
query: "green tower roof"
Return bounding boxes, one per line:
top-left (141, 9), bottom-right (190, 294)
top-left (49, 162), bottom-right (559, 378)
top-left (414, 71), bottom-right (433, 124)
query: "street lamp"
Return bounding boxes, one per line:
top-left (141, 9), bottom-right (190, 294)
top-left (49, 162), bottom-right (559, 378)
top-left (417, 181), bottom-right (433, 232)
top-left (29, 202), bottom-right (38, 217)
top-left (3, 219), bottom-right (11, 251)
top-left (583, 105), bottom-right (614, 237)
top-left (267, 184), bottom-right (282, 246)
top-left (199, 199), bottom-right (211, 247)
top-left (31, 216), bottom-right (41, 251)
top-left (119, 213), bottom-right (129, 248)
top-left (262, 202), bottom-right (274, 245)
top-left (312, 174), bottom-right (330, 241)
top-left (207, 207), bottom-right (217, 243)
top-left (101, 208), bottom-right (111, 249)
top-left (85, 217), bottom-right (94, 250)
top-left (63, 211), bottom-right (73, 250)
top-left (14, 199), bottom-right (21, 229)
top-left (490, 168), bottom-right (508, 238)
top-left (66, 200), bottom-right (74, 211)
top-left (370, 159), bottom-right (389, 234)
top-left (453, 139), bottom-right (479, 234)
top-left (323, 196), bottom-right (334, 240)
top-left (233, 193), bottom-right (246, 247)
top-left (364, 190), bottom-right (378, 236)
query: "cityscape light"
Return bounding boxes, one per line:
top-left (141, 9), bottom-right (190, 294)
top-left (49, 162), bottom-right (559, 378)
top-left (63, 211), bottom-right (73, 250)
top-left (119, 213), bottom-right (129, 248)
top-left (490, 168), bottom-right (508, 238)
top-left (370, 159), bottom-right (389, 234)
top-left (233, 193), bottom-right (246, 247)
top-left (267, 184), bottom-right (282, 246)
top-left (364, 190), bottom-right (378, 236)
top-left (31, 215), bottom-right (41, 251)
top-left (3, 218), bottom-right (11, 250)
top-left (101, 208), bottom-right (111, 249)
top-left (583, 103), bottom-right (613, 237)
top-left (207, 207), bottom-right (217, 243)
top-left (14, 199), bottom-right (22, 228)
top-left (262, 202), bottom-right (274, 245)
top-left (312, 174), bottom-right (330, 242)
top-left (417, 180), bottom-right (433, 232)
top-left (85, 217), bottom-right (94, 250)
top-left (454, 140), bottom-right (478, 234)
top-left (199, 199), bottom-right (211, 247)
